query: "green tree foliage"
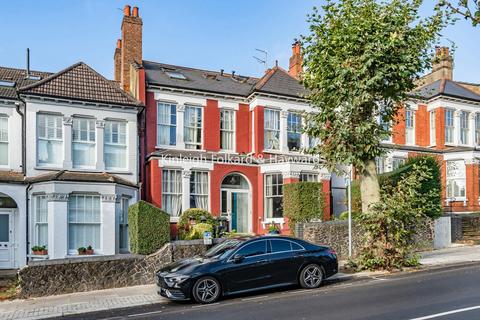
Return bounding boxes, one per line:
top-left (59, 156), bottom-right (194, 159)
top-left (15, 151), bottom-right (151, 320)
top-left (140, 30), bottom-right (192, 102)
top-left (128, 201), bottom-right (170, 255)
top-left (355, 159), bottom-right (441, 270)
top-left (438, 0), bottom-right (480, 26)
top-left (302, 0), bottom-right (446, 211)
top-left (283, 182), bottom-right (326, 230)
top-left (178, 208), bottom-right (217, 240)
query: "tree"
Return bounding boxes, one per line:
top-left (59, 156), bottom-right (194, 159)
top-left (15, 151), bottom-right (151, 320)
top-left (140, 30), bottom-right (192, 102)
top-left (438, 0), bottom-right (480, 26)
top-left (302, 0), bottom-right (446, 212)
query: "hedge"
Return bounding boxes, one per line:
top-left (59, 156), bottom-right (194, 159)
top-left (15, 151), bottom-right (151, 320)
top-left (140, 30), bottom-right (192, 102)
top-left (283, 182), bottom-right (326, 229)
top-left (177, 208), bottom-right (217, 240)
top-left (351, 155), bottom-right (442, 219)
top-left (128, 200), bottom-right (170, 255)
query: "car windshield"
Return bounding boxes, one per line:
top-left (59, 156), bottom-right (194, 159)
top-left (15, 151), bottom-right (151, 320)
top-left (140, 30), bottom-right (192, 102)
top-left (204, 239), bottom-right (244, 259)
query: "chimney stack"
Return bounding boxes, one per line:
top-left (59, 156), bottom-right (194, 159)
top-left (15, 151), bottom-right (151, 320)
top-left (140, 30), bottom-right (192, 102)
top-left (288, 40), bottom-right (303, 79)
top-left (114, 4), bottom-right (142, 92)
top-left (432, 46), bottom-right (453, 81)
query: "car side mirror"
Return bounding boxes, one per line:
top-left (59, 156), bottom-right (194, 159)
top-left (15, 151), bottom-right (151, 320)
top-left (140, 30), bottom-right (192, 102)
top-left (233, 254), bottom-right (245, 263)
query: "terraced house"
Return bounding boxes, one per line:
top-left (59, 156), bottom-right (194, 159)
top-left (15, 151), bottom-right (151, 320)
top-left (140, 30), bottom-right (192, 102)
top-left (0, 62), bottom-right (142, 269)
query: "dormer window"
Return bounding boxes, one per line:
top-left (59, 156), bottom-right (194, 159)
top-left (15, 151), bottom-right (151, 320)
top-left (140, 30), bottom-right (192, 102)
top-left (165, 71), bottom-right (187, 80)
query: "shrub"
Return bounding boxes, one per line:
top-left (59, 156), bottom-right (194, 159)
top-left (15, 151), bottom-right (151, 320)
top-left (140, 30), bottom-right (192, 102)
top-left (185, 223), bottom-right (214, 240)
top-left (283, 182), bottom-right (325, 230)
top-left (128, 200), bottom-right (170, 255)
top-left (178, 208), bottom-right (216, 240)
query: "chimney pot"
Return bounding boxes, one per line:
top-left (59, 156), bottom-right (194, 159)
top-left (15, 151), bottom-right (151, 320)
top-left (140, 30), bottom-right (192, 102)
top-left (124, 5), bottom-right (131, 16)
top-left (116, 39), bottom-right (122, 49)
top-left (220, 69), bottom-right (224, 76)
top-left (232, 71), bottom-right (236, 77)
top-left (132, 6), bottom-right (139, 17)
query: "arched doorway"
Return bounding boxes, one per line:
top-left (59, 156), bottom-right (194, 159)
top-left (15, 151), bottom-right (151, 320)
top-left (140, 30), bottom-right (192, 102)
top-left (220, 173), bottom-right (252, 233)
top-left (0, 193), bottom-right (18, 269)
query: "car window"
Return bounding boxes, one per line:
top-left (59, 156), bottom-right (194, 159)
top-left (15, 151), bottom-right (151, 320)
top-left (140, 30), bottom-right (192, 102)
top-left (291, 242), bottom-right (304, 251)
top-left (236, 240), bottom-right (267, 258)
top-left (204, 239), bottom-right (243, 259)
top-left (270, 239), bottom-right (292, 253)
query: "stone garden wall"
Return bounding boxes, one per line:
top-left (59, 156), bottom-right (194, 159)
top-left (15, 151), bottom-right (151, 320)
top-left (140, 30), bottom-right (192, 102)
top-left (298, 219), bottom-right (435, 260)
top-left (18, 239), bottom-right (224, 298)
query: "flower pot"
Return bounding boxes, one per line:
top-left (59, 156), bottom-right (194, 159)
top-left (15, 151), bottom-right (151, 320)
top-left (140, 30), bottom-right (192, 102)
top-left (85, 249), bottom-right (94, 255)
top-left (33, 250), bottom-right (48, 255)
top-left (268, 230), bottom-right (280, 235)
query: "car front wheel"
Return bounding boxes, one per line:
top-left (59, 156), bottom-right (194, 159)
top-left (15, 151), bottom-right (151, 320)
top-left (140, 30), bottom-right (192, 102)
top-left (192, 276), bottom-right (221, 304)
top-left (299, 264), bottom-right (323, 289)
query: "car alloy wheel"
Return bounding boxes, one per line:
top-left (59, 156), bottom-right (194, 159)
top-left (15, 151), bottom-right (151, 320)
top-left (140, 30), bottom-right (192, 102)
top-left (300, 264), bottom-right (323, 289)
top-left (192, 276), bottom-right (221, 304)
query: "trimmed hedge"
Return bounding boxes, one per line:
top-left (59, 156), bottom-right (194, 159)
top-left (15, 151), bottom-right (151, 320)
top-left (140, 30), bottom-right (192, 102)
top-left (351, 155), bottom-right (442, 219)
top-left (128, 200), bottom-right (170, 255)
top-left (178, 208), bottom-right (217, 240)
top-left (283, 182), bottom-right (326, 229)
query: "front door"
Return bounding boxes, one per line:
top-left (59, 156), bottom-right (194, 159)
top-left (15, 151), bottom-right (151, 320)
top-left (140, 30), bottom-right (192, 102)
top-left (0, 210), bottom-right (14, 269)
top-left (231, 192), bottom-right (249, 233)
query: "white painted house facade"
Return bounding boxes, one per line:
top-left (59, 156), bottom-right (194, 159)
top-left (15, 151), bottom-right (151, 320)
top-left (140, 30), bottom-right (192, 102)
top-left (0, 63), bottom-right (142, 269)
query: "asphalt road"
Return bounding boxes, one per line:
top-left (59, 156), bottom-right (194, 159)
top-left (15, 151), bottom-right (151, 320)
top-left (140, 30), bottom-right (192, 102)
top-left (54, 263), bottom-right (480, 320)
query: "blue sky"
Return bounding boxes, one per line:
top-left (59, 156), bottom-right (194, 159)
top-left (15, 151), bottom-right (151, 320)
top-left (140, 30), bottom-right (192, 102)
top-left (2, 1), bottom-right (479, 82)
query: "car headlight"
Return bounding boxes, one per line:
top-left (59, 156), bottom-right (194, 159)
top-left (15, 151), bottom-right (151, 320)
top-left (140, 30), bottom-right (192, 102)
top-left (164, 274), bottom-right (190, 288)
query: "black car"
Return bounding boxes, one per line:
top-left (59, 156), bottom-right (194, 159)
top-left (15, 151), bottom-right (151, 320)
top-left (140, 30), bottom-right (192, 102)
top-left (156, 236), bottom-right (338, 304)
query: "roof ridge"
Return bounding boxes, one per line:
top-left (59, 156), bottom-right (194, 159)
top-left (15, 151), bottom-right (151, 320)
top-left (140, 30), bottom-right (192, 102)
top-left (18, 62), bottom-right (84, 91)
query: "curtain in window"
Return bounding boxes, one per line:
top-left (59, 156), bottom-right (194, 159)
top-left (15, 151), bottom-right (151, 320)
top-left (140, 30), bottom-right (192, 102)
top-left (460, 111), bottom-right (469, 145)
top-left (446, 160), bottom-right (466, 198)
top-left (68, 195), bottom-right (101, 251)
top-left (37, 114), bottom-right (63, 166)
top-left (162, 169), bottom-right (182, 217)
top-left (220, 110), bottom-right (234, 150)
top-left (190, 171), bottom-right (209, 210)
top-left (287, 113), bottom-right (301, 151)
top-left (105, 121), bottom-right (127, 169)
top-left (184, 106), bottom-right (202, 149)
top-left (264, 109), bottom-right (280, 150)
top-left (35, 195), bottom-right (48, 247)
top-left (0, 116), bottom-right (8, 165)
top-left (73, 118), bottom-right (96, 167)
top-left (264, 173), bottom-right (283, 218)
top-left (157, 103), bottom-right (176, 146)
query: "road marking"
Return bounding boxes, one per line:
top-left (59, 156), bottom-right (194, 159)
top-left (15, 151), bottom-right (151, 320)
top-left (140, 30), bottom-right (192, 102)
top-left (191, 302), bottom-right (220, 308)
top-left (408, 305), bottom-right (480, 320)
top-left (127, 310), bottom-right (163, 317)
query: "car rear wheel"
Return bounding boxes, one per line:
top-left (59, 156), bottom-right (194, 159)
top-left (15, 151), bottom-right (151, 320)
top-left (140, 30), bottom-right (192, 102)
top-left (299, 264), bottom-right (323, 289)
top-left (192, 276), bottom-right (221, 304)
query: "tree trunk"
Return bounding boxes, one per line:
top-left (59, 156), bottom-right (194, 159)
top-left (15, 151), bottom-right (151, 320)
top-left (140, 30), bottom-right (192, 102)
top-left (359, 159), bottom-right (381, 212)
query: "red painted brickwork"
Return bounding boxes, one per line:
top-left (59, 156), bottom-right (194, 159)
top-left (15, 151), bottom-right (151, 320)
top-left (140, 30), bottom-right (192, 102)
top-left (204, 99), bottom-right (220, 152)
top-left (322, 179), bottom-right (332, 221)
top-left (236, 104), bottom-right (251, 154)
top-left (415, 104), bottom-right (429, 147)
top-left (392, 106), bottom-right (406, 145)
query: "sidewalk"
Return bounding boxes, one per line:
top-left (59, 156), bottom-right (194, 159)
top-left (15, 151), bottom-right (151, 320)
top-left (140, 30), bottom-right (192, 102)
top-left (1, 244), bottom-right (479, 320)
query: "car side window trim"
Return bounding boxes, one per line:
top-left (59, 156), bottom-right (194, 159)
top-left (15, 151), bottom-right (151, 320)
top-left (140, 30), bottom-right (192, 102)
top-left (269, 239), bottom-right (306, 255)
top-left (227, 239), bottom-right (269, 261)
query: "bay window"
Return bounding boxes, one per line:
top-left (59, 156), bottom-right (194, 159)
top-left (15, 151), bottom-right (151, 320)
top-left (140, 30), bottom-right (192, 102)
top-left (0, 115), bottom-right (7, 166)
top-left (430, 110), bottom-right (436, 145)
top-left (190, 171), bottom-right (209, 210)
top-left (104, 120), bottom-right (127, 170)
top-left (446, 160), bottom-right (466, 198)
top-left (34, 195), bottom-right (48, 248)
top-left (184, 105), bottom-right (202, 149)
top-left (300, 172), bottom-right (318, 182)
top-left (157, 102), bottom-right (176, 146)
top-left (392, 158), bottom-right (406, 170)
top-left (265, 173), bottom-right (283, 218)
top-left (68, 194), bottom-right (101, 252)
top-left (162, 169), bottom-right (182, 217)
top-left (220, 109), bottom-right (235, 151)
top-left (37, 114), bottom-right (63, 167)
top-left (405, 108), bottom-right (415, 144)
top-left (460, 111), bottom-right (469, 145)
top-left (476, 113), bottom-right (480, 145)
top-left (287, 112), bottom-right (302, 151)
top-left (445, 109), bottom-right (454, 144)
top-left (264, 109), bottom-right (280, 150)
top-left (72, 117), bottom-right (96, 168)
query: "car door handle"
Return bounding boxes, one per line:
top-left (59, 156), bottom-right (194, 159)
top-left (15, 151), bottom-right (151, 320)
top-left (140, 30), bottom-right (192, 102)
top-left (257, 259), bottom-right (268, 264)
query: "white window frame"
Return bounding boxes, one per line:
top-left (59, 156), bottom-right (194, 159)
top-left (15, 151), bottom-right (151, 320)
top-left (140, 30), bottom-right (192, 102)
top-left (430, 110), bottom-right (436, 146)
top-left (37, 113), bottom-right (63, 167)
top-left (33, 195), bottom-right (48, 248)
top-left (446, 160), bottom-right (466, 199)
top-left (0, 115), bottom-right (8, 167)
top-left (104, 120), bottom-right (127, 171)
top-left (68, 194), bottom-right (101, 254)
top-left (72, 117), bottom-right (96, 168)
top-left (220, 109), bottom-right (235, 152)
top-left (287, 112), bottom-right (302, 152)
top-left (161, 169), bottom-right (183, 217)
top-left (405, 108), bottom-right (415, 145)
top-left (184, 105), bottom-right (203, 150)
top-left (264, 173), bottom-right (283, 219)
top-left (157, 102), bottom-right (177, 147)
top-left (460, 111), bottom-right (469, 145)
top-left (475, 113), bottom-right (480, 146)
top-left (300, 172), bottom-right (319, 182)
top-left (264, 108), bottom-right (280, 151)
top-left (392, 157), bottom-right (406, 171)
top-left (190, 170), bottom-right (209, 210)
top-left (445, 109), bottom-right (454, 144)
